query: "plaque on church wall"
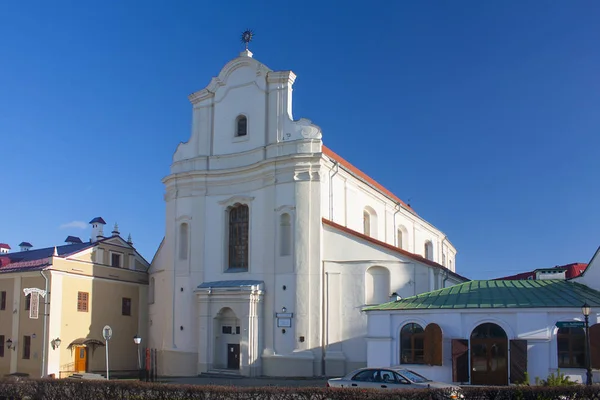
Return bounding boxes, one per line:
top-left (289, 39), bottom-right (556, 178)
top-left (277, 318), bottom-right (292, 328)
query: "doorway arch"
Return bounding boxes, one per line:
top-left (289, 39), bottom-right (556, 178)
top-left (214, 307), bottom-right (241, 370)
top-left (470, 323), bottom-right (508, 385)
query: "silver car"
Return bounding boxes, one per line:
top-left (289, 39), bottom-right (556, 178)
top-left (327, 367), bottom-right (462, 398)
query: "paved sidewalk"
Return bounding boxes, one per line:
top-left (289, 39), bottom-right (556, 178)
top-left (160, 375), bottom-right (328, 388)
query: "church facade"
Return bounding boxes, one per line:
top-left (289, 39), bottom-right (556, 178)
top-left (148, 49), bottom-right (465, 377)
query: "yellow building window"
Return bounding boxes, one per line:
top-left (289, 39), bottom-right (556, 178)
top-left (77, 292), bottom-right (89, 312)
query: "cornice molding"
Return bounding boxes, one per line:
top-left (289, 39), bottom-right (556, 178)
top-left (218, 195), bottom-right (255, 206)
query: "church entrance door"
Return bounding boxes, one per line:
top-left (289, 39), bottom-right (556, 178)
top-left (227, 344), bottom-right (240, 369)
top-left (470, 323), bottom-right (508, 385)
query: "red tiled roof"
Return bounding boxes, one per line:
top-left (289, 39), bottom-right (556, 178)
top-left (495, 263), bottom-right (588, 281)
top-left (322, 146), bottom-right (414, 214)
top-left (0, 259), bottom-right (50, 273)
top-left (322, 218), bottom-right (468, 281)
top-left (0, 243), bottom-right (10, 249)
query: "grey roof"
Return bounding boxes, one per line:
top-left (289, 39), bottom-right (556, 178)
top-left (89, 217), bottom-right (106, 224)
top-left (197, 280), bottom-right (264, 289)
top-left (18, 242), bottom-right (33, 247)
top-left (1, 242), bottom-right (93, 264)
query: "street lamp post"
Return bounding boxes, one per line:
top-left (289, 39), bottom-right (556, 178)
top-left (133, 335), bottom-right (143, 380)
top-left (582, 302), bottom-right (593, 386)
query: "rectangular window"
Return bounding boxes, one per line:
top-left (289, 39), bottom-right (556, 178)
top-left (121, 297), bottom-right (131, 316)
top-left (23, 335), bottom-right (31, 359)
top-left (0, 291), bottom-right (5, 310)
top-left (0, 335), bottom-right (4, 357)
top-left (25, 294), bottom-right (30, 311)
top-left (236, 326), bottom-right (240, 335)
top-left (77, 292), bottom-right (89, 312)
top-left (111, 253), bottom-right (122, 267)
top-left (222, 326), bottom-right (232, 334)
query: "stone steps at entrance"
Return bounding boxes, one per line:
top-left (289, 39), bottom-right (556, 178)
top-left (68, 373), bottom-right (106, 380)
top-left (202, 369), bottom-right (243, 379)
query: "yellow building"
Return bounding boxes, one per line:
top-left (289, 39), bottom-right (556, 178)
top-left (0, 217), bottom-right (148, 378)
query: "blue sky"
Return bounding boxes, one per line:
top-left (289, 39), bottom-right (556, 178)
top-left (1, 1), bottom-right (598, 279)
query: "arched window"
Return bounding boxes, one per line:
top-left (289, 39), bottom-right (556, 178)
top-left (179, 223), bottom-right (189, 260)
top-left (397, 225), bottom-right (408, 250)
top-left (557, 327), bottom-right (585, 368)
top-left (149, 277), bottom-right (155, 304)
top-left (236, 115), bottom-right (247, 137)
top-left (397, 229), bottom-right (403, 249)
top-left (363, 211), bottom-right (370, 236)
top-left (442, 253), bottom-right (446, 266)
top-left (280, 213), bottom-right (291, 256)
top-left (228, 204), bottom-right (249, 270)
top-left (449, 259), bottom-right (453, 271)
top-left (400, 323), bottom-right (425, 364)
top-left (424, 241), bottom-right (433, 261)
top-left (363, 206), bottom-right (377, 238)
top-left (365, 266), bottom-right (390, 305)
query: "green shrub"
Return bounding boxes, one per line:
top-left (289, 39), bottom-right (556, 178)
top-left (534, 369), bottom-right (577, 387)
top-left (0, 378), bottom-right (598, 400)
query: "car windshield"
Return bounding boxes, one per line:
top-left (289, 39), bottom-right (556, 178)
top-left (395, 369), bottom-right (431, 383)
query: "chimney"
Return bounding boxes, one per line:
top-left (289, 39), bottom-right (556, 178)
top-left (65, 236), bottom-right (83, 245)
top-left (89, 217), bottom-right (107, 242)
top-left (19, 242), bottom-right (33, 252)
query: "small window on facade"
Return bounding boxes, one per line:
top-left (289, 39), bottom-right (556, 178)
top-left (449, 260), bottom-right (453, 270)
top-left (557, 327), bottom-right (585, 368)
top-left (442, 254), bottom-right (446, 266)
top-left (179, 223), bottom-right (189, 260)
top-left (0, 335), bottom-right (4, 358)
top-left (424, 241), bottom-right (433, 261)
top-left (222, 326), bottom-right (232, 334)
top-left (111, 253), bottom-right (121, 268)
top-left (77, 292), bottom-right (89, 312)
top-left (397, 229), bottom-right (403, 249)
top-left (23, 335), bottom-right (31, 359)
top-left (280, 213), bottom-right (291, 256)
top-left (228, 204), bottom-right (249, 271)
top-left (122, 297), bottom-right (132, 316)
top-left (0, 291), bottom-right (5, 310)
top-left (236, 115), bottom-right (247, 137)
top-left (400, 323), bottom-right (425, 364)
top-left (25, 294), bottom-right (30, 311)
top-left (236, 326), bottom-right (241, 335)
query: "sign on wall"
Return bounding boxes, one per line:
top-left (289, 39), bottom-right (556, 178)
top-left (556, 321), bottom-right (585, 329)
top-left (23, 288), bottom-right (47, 320)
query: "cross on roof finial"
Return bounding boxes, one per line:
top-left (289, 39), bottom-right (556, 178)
top-left (241, 29), bottom-right (254, 51)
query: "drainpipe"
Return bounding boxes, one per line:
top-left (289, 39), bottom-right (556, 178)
top-left (328, 161), bottom-right (339, 220)
top-left (40, 270), bottom-right (49, 378)
top-left (442, 270), bottom-right (450, 289)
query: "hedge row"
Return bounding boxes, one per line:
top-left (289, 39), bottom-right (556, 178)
top-left (0, 379), bottom-right (599, 400)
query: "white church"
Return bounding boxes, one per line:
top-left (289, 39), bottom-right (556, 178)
top-left (148, 46), bottom-right (466, 377)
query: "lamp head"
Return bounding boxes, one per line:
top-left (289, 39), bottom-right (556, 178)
top-left (281, 307), bottom-right (287, 313)
top-left (6, 339), bottom-right (12, 349)
top-left (51, 338), bottom-right (61, 350)
top-left (582, 302), bottom-right (591, 317)
top-left (133, 335), bottom-right (142, 345)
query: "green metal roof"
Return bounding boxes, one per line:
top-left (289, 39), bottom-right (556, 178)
top-left (364, 280), bottom-right (600, 311)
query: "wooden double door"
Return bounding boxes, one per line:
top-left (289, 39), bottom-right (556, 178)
top-left (470, 338), bottom-right (508, 385)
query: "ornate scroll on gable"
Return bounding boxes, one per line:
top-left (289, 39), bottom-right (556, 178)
top-left (281, 118), bottom-right (322, 142)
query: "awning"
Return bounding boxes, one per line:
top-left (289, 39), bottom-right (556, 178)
top-left (66, 338), bottom-right (105, 350)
